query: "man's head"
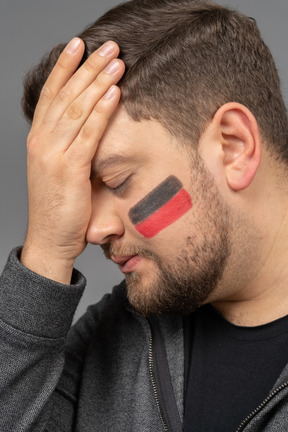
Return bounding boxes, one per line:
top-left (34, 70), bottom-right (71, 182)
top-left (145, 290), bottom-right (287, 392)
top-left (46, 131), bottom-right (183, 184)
top-left (85, 106), bottom-right (233, 316)
top-left (22, 0), bottom-right (288, 317)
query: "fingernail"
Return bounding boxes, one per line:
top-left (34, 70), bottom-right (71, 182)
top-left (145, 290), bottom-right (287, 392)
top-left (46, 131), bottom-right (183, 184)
top-left (66, 37), bottom-right (82, 54)
top-left (103, 85), bottom-right (118, 99)
top-left (98, 41), bottom-right (117, 57)
top-left (105, 59), bottom-right (120, 74)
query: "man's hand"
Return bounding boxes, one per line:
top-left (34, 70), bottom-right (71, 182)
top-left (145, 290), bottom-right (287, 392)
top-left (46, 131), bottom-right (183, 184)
top-left (20, 38), bottom-right (125, 284)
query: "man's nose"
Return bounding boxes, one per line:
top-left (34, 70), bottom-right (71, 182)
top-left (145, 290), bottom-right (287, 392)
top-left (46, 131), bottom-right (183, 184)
top-left (86, 198), bottom-right (125, 245)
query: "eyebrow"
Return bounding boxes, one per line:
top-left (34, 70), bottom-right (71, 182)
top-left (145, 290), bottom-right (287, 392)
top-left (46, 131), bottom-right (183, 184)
top-left (91, 155), bottom-right (133, 180)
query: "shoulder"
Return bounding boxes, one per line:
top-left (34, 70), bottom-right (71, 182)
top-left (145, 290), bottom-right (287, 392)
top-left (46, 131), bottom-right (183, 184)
top-left (65, 279), bottom-right (141, 352)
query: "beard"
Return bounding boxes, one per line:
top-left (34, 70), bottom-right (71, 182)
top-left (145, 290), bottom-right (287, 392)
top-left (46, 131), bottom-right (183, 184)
top-left (103, 154), bottom-right (231, 317)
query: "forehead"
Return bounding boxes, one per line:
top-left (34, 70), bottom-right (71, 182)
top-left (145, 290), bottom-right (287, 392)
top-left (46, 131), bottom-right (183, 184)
top-left (92, 105), bottom-right (181, 174)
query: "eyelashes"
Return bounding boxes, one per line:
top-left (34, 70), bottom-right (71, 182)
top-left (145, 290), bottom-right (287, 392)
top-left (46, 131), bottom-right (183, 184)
top-left (90, 170), bottom-right (132, 196)
top-left (105, 176), bottom-right (131, 196)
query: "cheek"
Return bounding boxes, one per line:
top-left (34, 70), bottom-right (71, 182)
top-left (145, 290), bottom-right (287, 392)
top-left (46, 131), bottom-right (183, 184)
top-left (128, 176), bottom-right (192, 238)
top-left (134, 189), bottom-right (192, 238)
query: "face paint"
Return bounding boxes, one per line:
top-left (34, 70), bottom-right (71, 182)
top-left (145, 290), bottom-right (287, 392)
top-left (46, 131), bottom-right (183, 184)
top-left (129, 175), bottom-right (192, 238)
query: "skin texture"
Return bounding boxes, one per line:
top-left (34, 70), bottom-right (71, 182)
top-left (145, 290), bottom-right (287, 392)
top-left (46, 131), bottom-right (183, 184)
top-left (21, 38), bottom-right (288, 326)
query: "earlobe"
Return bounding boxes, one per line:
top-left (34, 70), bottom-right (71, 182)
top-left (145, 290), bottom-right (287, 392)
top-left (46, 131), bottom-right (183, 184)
top-left (215, 103), bottom-right (261, 191)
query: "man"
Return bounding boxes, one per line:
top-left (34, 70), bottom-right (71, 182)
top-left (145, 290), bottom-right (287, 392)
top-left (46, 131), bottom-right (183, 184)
top-left (1, 0), bottom-right (288, 430)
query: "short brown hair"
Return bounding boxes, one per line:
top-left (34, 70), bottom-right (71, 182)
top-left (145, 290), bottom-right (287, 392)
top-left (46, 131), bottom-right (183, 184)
top-left (22, 0), bottom-right (288, 162)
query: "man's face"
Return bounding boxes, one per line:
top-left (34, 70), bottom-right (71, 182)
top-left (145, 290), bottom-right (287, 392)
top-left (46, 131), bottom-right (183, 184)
top-left (89, 106), bottom-right (231, 316)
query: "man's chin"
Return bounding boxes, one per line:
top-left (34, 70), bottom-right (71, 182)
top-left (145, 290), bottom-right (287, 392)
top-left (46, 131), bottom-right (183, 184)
top-left (124, 270), bottom-right (164, 316)
top-left (124, 269), bottom-right (217, 317)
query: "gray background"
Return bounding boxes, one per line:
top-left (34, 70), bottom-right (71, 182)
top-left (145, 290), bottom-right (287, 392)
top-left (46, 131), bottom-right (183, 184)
top-left (1, 0), bottom-right (288, 321)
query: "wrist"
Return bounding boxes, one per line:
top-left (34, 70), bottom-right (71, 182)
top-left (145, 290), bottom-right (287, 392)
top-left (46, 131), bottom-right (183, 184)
top-left (20, 244), bottom-right (75, 284)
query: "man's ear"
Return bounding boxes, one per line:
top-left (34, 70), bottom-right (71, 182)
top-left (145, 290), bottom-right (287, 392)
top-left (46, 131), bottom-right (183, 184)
top-left (213, 102), bottom-right (261, 191)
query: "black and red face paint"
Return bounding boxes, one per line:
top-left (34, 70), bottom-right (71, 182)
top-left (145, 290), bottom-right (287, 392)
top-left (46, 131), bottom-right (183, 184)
top-left (128, 175), bottom-right (192, 238)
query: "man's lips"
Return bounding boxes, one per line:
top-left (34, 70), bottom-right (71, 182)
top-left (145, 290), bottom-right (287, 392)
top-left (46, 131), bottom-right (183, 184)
top-left (111, 255), bottom-right (142, 273)
top-left (111, 255), bottom-right (134, 265)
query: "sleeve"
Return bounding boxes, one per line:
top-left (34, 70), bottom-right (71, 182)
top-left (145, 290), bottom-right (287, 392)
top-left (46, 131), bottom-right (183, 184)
top-left (0, 247), bottom-right (86, 432)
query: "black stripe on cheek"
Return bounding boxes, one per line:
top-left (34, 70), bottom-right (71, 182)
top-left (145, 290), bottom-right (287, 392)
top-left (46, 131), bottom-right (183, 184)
top-left (129, 175), bottom-right (182, 225)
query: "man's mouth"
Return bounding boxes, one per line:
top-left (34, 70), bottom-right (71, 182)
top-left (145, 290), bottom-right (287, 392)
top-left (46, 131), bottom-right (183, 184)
top-left (111, 255), bottom-right (142, 273)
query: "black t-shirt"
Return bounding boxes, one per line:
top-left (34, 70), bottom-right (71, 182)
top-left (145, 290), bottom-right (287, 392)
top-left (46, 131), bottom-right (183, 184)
top-left (183, 305), bottom-right (288, 432)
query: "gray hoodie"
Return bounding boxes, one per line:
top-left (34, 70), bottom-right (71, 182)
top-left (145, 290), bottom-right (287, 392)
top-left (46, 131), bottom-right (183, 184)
top-left (1, 248), bottom-right (288, 431)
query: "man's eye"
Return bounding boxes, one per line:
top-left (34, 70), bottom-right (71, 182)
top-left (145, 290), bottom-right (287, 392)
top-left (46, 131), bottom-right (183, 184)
top-left (106, 177), bottom-right (131, 196)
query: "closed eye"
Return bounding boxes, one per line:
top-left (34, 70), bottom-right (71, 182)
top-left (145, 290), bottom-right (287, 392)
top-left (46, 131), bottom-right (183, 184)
top-left (105, 176), bottom-right (131, 196)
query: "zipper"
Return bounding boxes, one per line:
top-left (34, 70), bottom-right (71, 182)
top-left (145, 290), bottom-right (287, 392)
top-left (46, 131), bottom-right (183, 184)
top-left (235, 381), bottom-right (288, 431)
top-left (144, 312), bottom-right (288, 432)
top-left (146, 319), bottom-right (171, 432)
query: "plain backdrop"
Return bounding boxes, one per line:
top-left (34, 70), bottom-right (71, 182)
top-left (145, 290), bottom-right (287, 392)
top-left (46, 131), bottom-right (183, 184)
top-left (1, 0), bottom-right (288, 321)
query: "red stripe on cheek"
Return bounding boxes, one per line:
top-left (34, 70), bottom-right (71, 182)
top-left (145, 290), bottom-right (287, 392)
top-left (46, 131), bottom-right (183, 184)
top-left (135, 189), bottom-right (192, 238)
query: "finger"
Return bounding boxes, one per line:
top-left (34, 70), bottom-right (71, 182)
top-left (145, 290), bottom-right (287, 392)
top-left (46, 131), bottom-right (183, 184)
top-left (41, 41), bottom-right (121, 127)
top-left (66, 85), bottom-right (121, 166)
top-left (33, 38), bottom-right (85, 127)
top-left (48, 58), bottom-right (125, 151)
